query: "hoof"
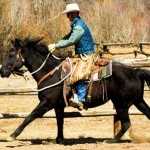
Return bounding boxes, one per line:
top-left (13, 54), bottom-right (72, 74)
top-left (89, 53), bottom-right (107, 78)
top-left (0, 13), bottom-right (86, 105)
top-left (56, 137), bottom-right (64, 144)
top-left (7, 136), bottom-right (16, 142)
top-left (104, 139), bottom-right (119, 143)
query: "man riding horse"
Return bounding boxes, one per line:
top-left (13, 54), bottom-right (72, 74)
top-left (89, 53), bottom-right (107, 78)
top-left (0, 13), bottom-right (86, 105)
top-left (48, 3), bottom-right (95, 110)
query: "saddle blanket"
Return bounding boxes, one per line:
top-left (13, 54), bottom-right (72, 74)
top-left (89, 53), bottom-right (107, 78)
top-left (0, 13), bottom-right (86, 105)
top-left (91, 61), bottom-right (112, 81)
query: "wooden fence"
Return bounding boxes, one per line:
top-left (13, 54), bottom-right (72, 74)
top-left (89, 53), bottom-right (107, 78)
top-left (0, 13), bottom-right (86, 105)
top-left (0, 42), bottom-right (150, 137)
top-left (96, 42), bottom-right (150, 67)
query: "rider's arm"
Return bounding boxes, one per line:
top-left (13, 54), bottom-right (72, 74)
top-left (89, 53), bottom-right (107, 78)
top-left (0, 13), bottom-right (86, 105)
top-left (55, 25), bottom-right (84, 48)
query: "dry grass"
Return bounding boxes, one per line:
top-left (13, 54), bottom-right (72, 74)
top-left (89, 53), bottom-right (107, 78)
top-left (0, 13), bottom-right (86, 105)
top-left (0, 0), bottom-right (150, 63)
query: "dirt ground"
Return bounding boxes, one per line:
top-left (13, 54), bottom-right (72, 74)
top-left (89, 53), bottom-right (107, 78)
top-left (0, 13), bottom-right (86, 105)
top-left (0, 75), bottom-right (150, 150)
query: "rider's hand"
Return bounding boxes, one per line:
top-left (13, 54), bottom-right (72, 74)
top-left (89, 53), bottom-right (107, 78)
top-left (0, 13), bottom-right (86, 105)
top-left (48, 43), bottom-right (56, 52)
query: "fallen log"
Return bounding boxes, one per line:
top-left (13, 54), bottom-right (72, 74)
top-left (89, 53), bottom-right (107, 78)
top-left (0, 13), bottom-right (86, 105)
top-left (120, 58), bottom-right (150, 67)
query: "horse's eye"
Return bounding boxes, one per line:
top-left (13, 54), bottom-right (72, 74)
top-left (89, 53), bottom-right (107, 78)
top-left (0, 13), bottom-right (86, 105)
top-left (9, 52), bottom-right (16, 57)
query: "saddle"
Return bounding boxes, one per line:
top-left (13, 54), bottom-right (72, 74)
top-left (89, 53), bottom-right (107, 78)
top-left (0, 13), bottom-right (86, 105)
top-left (61, 57), bottom-right (111, 84)
top-left (61, 57), bottom-right (112, 107)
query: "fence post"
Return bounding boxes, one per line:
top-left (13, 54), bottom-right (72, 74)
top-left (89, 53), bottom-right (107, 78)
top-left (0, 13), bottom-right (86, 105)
top-left (139, 44), bottom-right (143, 51)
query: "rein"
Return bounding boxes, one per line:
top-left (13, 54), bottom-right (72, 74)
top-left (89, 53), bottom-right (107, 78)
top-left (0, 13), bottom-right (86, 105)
top-left (23, 57), bottom-right (73, 92)
top-left (30, 53), bottom-right (50, 75)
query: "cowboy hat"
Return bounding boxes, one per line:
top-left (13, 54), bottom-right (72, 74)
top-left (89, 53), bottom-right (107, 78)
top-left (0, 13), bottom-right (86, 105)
top-left (62, 3), bottom-right (83, 15)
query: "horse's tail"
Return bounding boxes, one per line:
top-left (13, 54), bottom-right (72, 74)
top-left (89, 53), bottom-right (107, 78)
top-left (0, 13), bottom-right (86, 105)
top-left (135, 68), bottom-right (150, 89)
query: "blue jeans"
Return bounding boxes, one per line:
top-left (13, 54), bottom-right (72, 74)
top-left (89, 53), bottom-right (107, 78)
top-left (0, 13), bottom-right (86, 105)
top-left (75, 81), bottom-right (86, 102)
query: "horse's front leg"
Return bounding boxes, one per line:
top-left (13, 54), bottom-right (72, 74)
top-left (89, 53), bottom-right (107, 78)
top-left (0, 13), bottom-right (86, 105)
top-left (7, 100), bottom-right (50, 141)
top-left (54, 103), bottom-right (65, 144)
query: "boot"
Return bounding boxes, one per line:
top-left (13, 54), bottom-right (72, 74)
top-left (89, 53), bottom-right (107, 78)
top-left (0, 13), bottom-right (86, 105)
top-left (69, 94), bottom-right (83, 111)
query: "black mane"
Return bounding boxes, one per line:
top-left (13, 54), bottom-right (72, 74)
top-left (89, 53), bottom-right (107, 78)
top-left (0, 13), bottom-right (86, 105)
top-left (23, 38), bottom-right (49, 55)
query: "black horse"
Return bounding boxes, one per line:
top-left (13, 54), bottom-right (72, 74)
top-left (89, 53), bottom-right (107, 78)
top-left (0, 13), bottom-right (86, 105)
top-left (1, 38), bottom-right (150, 144)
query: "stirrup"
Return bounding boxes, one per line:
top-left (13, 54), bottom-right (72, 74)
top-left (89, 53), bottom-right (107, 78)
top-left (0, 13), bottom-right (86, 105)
top-left (69, 98), bottom-right (83, 111)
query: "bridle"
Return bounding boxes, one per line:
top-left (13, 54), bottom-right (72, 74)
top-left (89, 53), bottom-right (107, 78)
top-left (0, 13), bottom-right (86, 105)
top-left (11, 47), bottom-right (73, 92)
top-left (9, 47), bottom-right (25, 75)
top-left (11, 47), bottom-right (51, 77)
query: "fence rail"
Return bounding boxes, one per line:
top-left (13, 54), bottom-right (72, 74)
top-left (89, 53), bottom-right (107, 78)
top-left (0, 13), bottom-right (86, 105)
top-left (100, 42), bottom-right (150, 52)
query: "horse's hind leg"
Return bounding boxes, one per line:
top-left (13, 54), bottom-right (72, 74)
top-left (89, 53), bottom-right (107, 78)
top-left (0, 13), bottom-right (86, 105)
top-left (7, 100), bottom-right (50, 141)
top-left (106, 108), bottom-right (131, 143)
top-left (134, 98), bottom-right (150, 119)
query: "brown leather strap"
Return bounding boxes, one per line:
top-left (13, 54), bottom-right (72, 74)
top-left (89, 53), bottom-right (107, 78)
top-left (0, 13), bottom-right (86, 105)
top-left (37, 69), bottom-right (56, 87)
top-left (86, 81), bottom-right (93, 103)
top-left (63, 80), bottom-right (69, 107)
top-left (37, 62), bottom-right (63, 87)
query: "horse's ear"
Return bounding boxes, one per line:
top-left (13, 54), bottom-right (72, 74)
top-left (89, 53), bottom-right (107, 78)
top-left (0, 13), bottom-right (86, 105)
top-left (24, 38), bottom-right (43, 48)
top-left (32, 38), bottom-right (43, 46)
top-left (11, 40), bottom-right (15, 47)
top-left (11, 38), bottom-right (23, 48)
